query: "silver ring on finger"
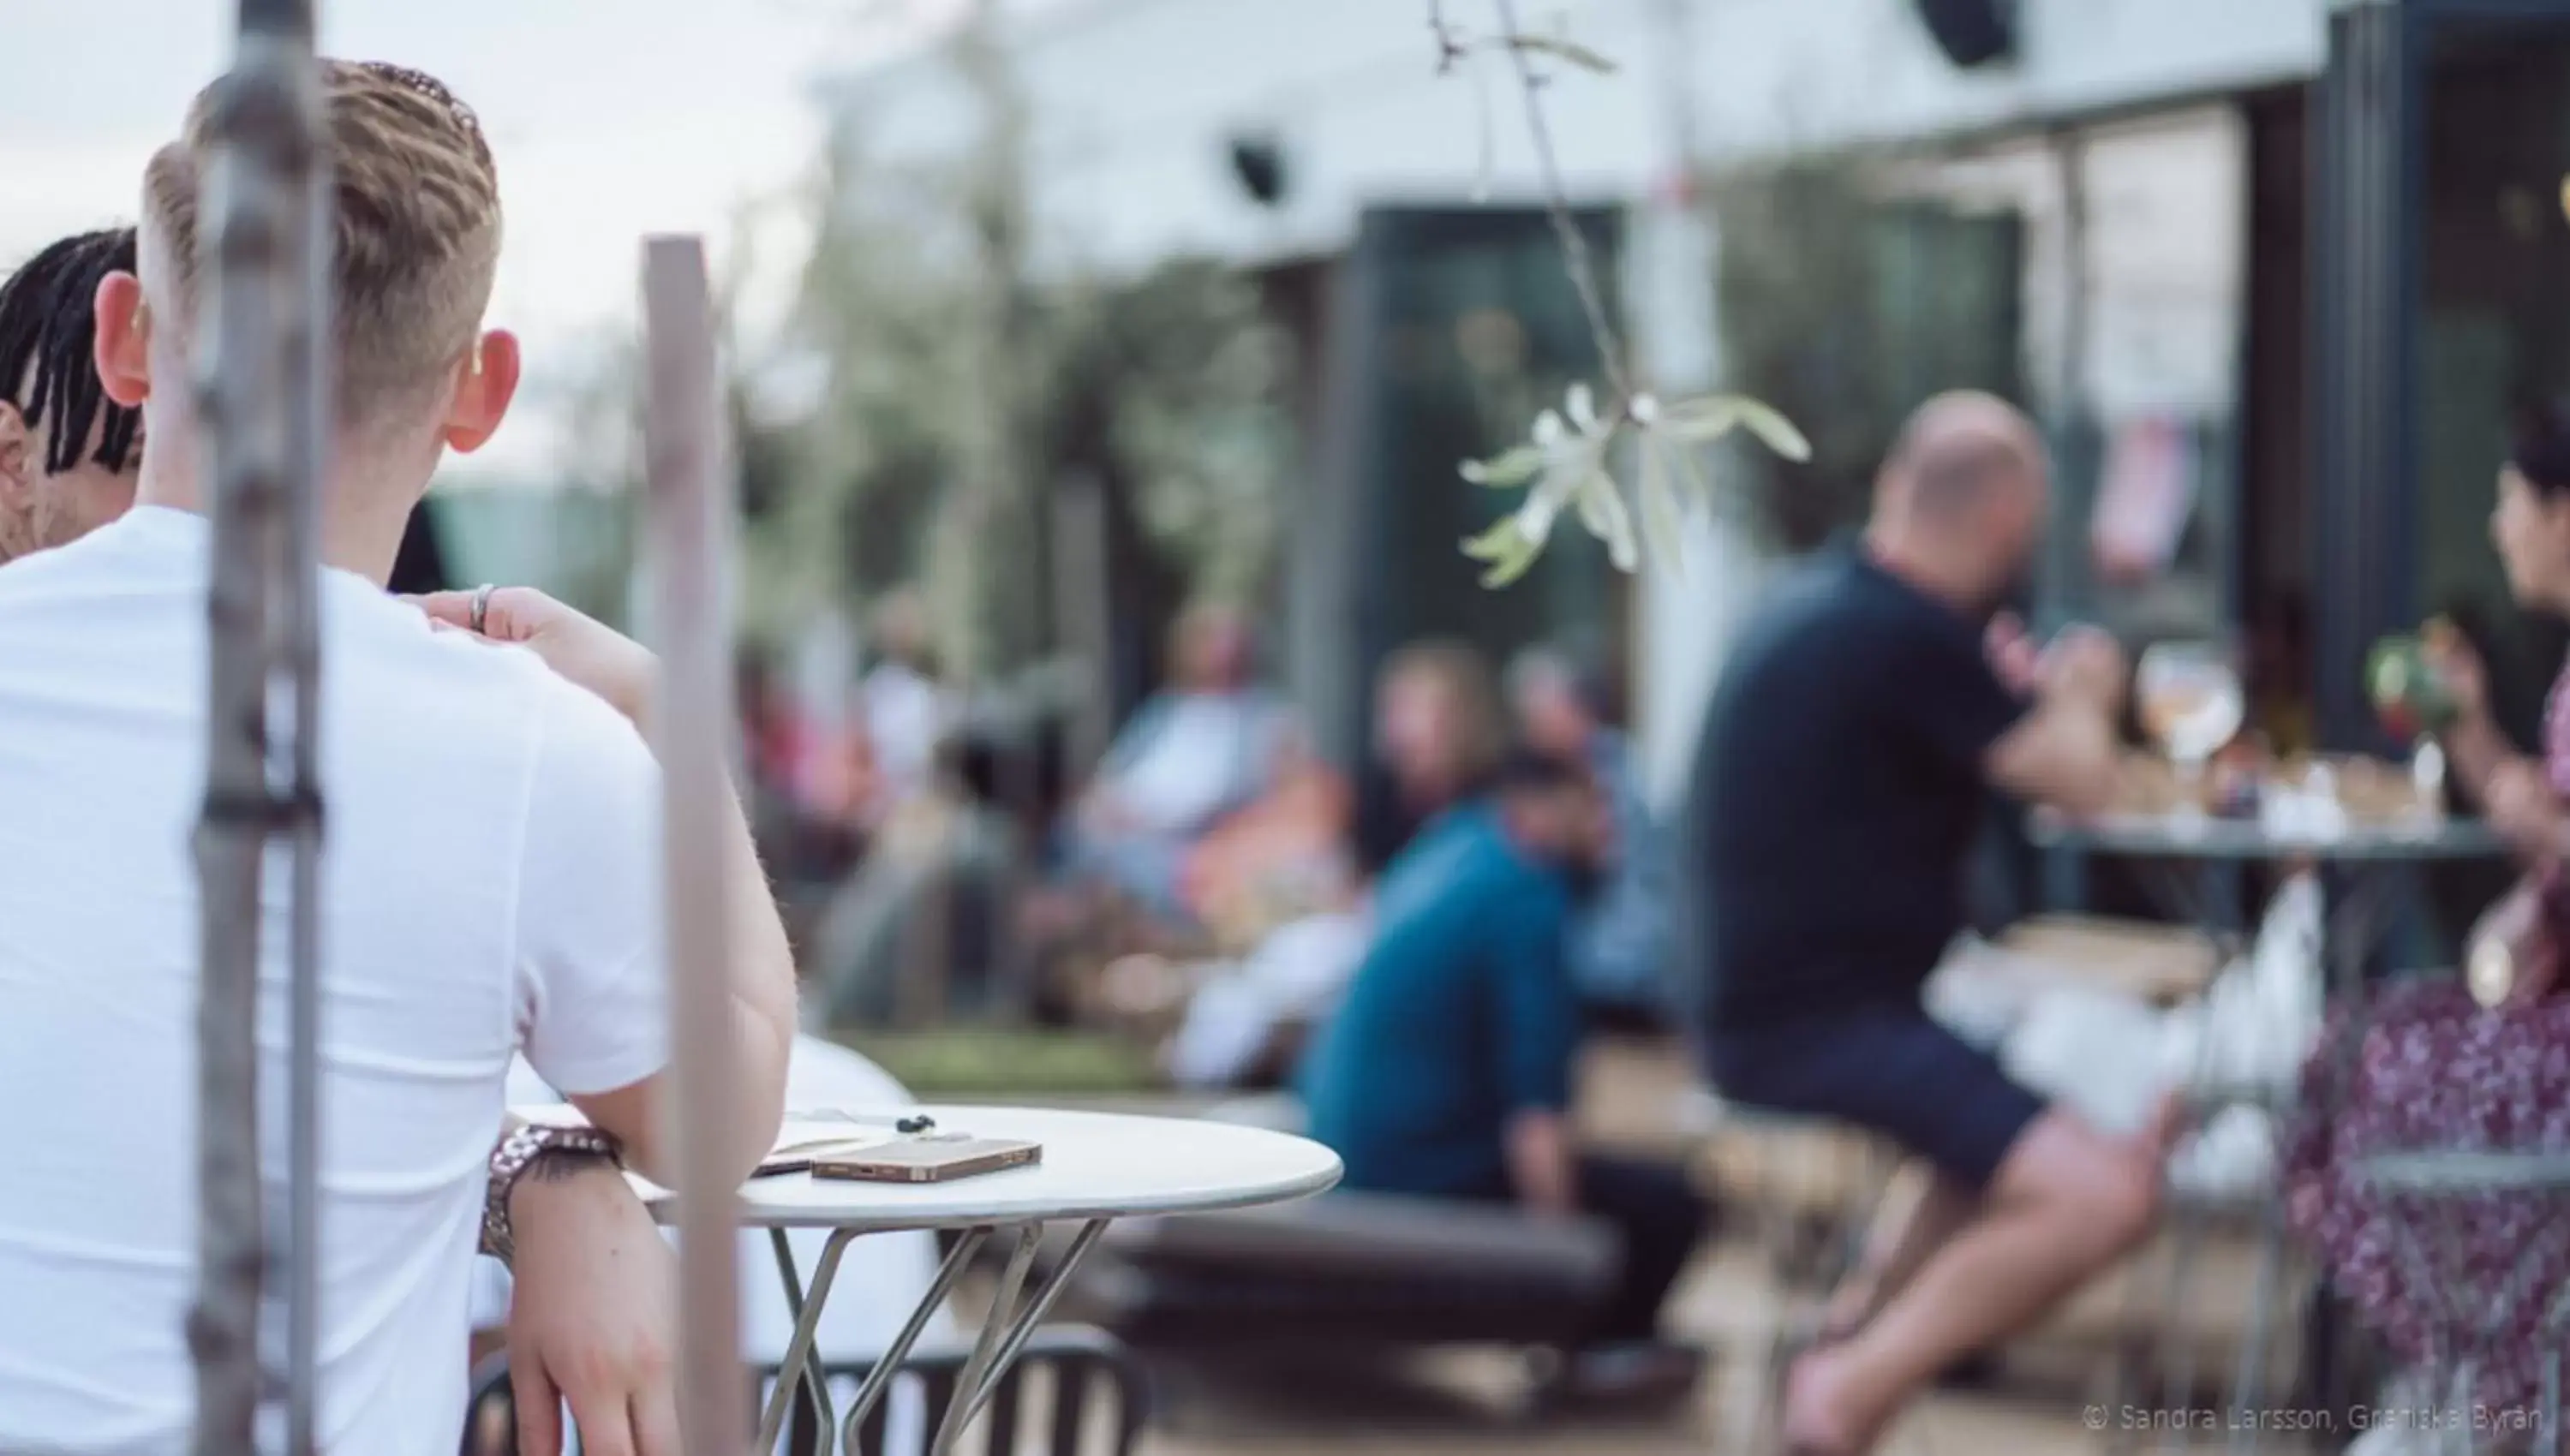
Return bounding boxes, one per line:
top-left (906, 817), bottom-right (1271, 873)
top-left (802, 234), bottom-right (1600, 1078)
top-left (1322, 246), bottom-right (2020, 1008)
top-left (469, 582), bottom-right (496, 636)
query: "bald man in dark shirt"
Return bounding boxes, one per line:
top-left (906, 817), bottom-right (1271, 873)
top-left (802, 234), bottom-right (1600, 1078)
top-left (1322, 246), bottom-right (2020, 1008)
top-left (1688, 393), bottom-right (2165, 1453)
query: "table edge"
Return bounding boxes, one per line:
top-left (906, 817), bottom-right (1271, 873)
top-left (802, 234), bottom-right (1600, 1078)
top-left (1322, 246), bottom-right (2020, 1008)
top-left (662, 1161), bottom-right (1344, 1232)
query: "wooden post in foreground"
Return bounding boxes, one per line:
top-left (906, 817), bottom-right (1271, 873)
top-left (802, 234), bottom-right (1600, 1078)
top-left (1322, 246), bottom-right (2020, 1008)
top-left (642, 236), bottom-right (746, 1455)
top-left (190, 3), bottom-right (328, 1454)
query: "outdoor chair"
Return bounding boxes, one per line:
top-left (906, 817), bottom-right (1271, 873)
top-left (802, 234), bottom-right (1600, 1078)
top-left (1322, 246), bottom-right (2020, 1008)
top-left (1685, 1091), bottom-right (1900, 1295)
top-left (461, 1323), bottom-right (1149, 1456)
top-left (1683, 1093), bottom-right (1903, 1449)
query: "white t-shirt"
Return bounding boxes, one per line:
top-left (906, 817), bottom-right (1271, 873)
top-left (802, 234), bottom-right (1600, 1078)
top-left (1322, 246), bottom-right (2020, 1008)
top-left (1110, 695), bottom-right (1270, 832)
top-left (0, 507), bottom-right (668, 1455)
top-left (858, 663), bottom-right (946, 806)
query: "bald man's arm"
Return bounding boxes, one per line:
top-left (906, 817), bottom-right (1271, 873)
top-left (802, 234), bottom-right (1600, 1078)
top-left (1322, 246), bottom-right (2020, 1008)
top-left (1986, 699), bottom-right (2125, 818)
top-left (1984, 629), bottom-right (2128, 817)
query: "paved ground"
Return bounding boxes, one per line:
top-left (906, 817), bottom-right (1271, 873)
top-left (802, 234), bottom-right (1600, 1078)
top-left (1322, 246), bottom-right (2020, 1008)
top-left (1121, 1041), bottom-right (2310, 1456)
top-left (1133, 1230), bottom-right (2312, 1456)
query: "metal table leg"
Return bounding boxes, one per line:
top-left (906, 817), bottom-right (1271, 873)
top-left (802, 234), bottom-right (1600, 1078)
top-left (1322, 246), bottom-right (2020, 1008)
top-left (919, 1220), bottom-right (1112, 1456)
top-left (928, 1226), bottom-right (1044, 1456)
top-left (754, 1219), bottom-right (1114, 1456)
top-left (756, 1228), bottom-right (856, 1455)
top-left (768, 1228), bottom-right (838, 1453)
top-left (952, 1220), bottom-right (1109, 1433)
top-left (752, 1226), bottom-right (988, 1456)
top-left (828, 1227), bottom-right (992, 1454)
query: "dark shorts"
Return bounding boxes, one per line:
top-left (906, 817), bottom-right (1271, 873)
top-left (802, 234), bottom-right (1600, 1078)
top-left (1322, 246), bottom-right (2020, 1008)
top-left (1702, 1005), bottom-right (2047, 1190)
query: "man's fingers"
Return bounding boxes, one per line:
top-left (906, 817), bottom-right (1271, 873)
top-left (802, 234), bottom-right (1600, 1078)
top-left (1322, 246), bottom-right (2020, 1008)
top-left (408, 585), bottom-right (559, 643)
top-left (512, 1354), bottom-right (566, 1456)
top-left (566, 1385), bottom-right (639, 1456)
top-left (410, 590), bottom-right (481, 630)
top-left (633, 1387), bottom-right (684, 1456)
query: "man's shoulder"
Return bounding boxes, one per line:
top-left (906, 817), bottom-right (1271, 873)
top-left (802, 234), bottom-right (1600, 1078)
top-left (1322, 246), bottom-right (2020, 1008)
top-left (1718, 554), bottom-right (1890, 695)
top-left (332, 600), bottom-right (651, 789)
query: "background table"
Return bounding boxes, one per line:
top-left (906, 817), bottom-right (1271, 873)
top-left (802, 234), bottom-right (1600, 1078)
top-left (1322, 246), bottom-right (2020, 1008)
top-left (2030, 813), bottom-right (2509, 1451)
top-left (607, 1104), bottom-right (1342, 1456)
top-left (2032, 812), bottom-right (2505, 989)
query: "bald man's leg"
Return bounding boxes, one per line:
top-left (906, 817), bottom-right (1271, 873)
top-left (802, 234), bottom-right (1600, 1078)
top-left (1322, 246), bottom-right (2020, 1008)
top-left (1821, 1167), bottom-right (1980, 1339)
top-left (1784, 1112), bottom-right (2160, 1453)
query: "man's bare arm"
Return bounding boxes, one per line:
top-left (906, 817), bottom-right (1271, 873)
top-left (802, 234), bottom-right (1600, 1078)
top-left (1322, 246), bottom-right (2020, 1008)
top-left (415, 586), bottom-right (796, 1190)
top-left (571, 760), bottom-right (795, 1190)
top-left (1985, 627), bottom-right (2127, 819)
top-left (1987, 699), bottom-right (2126, 818)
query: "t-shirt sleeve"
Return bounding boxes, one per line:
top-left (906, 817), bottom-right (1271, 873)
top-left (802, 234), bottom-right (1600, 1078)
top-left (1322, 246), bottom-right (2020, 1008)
top-left (1881, 612), bottom-right (2029, 773)
top-left (512, 683), bottom-right (669, 1097)
top-left (1494, 883), bottom-right (1581, 1115)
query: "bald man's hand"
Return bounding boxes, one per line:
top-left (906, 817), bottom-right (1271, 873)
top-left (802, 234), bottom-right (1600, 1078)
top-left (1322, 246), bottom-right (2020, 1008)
top-left (1987, 625), bottom-right (2128, 819)
top-left (2036, 626), bottom-right (2128, 713)
top-left (1986, 614), bottom-right (2041, 696)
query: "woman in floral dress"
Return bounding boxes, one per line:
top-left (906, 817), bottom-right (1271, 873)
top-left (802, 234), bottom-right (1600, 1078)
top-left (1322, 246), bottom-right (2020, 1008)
top-left (2283, 405), bottom-right (2570, 1423)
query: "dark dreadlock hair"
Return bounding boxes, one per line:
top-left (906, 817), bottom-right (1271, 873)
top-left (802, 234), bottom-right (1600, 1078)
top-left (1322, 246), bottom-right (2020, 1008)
top-left (0, 229), bottom-right (142, 478)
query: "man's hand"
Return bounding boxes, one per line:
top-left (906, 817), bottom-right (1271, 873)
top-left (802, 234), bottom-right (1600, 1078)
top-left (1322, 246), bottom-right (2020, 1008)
top-left (2485, 758), bottom-right (2565, 865)
top-left (2036, 625), bottom-right (2129, 713)
top-left (413, 588), bottom-right (659, 729)
top-left (505, 1160), bottom-right (679, 1456)
top-left (418, 582), bottom-right (795, 1198)
top-left (1985, 612), bottom-right (2041, 696)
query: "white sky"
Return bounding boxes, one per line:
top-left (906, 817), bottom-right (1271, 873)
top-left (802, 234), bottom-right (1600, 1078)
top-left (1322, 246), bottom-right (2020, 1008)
top-left (0, 0), bottom-right (995, 484)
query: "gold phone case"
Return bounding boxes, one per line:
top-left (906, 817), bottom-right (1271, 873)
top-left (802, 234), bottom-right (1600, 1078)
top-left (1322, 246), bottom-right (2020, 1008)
top-left (810, 1137), bottom-right (1043, 1184)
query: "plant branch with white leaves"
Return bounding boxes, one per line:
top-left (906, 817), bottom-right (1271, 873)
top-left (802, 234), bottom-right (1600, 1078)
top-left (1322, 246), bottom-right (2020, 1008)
top-left (1430, 0), bottom-right (1810, 585)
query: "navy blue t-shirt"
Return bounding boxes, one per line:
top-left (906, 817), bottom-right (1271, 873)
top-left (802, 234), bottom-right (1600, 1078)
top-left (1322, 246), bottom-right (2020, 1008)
top-left (1686, 548), bottom-right (2027, 1028)
top-left (1301, 805), bottom-right (1579, 1198)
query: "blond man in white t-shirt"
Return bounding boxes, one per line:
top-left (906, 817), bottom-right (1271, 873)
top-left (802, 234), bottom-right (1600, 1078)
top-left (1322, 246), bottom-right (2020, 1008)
top-left (0, 62), bottom-right (796, 1456)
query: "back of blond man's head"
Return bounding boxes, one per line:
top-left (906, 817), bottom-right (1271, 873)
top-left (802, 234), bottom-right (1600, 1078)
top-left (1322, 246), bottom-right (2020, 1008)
top-left (141, 59), bottom-right (501, 430)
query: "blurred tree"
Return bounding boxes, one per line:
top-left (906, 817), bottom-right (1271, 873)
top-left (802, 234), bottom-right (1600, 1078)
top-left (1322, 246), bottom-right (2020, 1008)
top-left (543, 0), bottom-right (1299, 690)
top-left (1707, 158), bottom-right (2024, 552)
top-left (1053, 260), bottom-right (1293, 610)
top-left (749, 1), bottom-right (1293, 683)
top-left (1707, 162), bottom-right (1888, 549)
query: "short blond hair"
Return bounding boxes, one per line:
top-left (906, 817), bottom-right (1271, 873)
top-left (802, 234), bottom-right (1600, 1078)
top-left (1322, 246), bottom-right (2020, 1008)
top-left (144, 59), bottom-right (501, 426)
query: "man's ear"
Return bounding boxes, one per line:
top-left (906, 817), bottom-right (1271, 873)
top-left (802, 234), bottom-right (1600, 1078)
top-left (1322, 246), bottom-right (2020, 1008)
top-left (441, 328), bottom-right (520, 456)
top-left (0, 401), bottom-right (31, 504)
top-left (93, 272), bottom-right (151, 409)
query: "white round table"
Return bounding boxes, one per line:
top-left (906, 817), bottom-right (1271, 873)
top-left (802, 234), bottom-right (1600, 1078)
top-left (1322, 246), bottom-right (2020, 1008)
top-left (540, 1103), bottom-right (1342, 1456)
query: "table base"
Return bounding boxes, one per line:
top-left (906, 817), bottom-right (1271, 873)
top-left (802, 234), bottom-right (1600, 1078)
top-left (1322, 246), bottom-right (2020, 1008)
top-left (756, 1219), bottom-right (1111, 1456)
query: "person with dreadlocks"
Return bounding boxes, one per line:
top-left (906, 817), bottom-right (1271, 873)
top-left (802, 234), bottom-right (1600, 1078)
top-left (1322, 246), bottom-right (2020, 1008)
top-left (0, 228), bottom-right (144, 564)
top-left (0, 228), bottom-right (455, 588)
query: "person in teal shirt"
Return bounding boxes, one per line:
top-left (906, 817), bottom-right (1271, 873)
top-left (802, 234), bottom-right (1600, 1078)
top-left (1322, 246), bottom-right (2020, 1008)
top-left (1302, 750), bottom-right (1709, 1393)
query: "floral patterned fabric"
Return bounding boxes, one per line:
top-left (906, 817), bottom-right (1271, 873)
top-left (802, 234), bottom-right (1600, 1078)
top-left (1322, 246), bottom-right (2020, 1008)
top-left (2281, 980), bottom-right (2570, 1411)
top-left (2280, 661), bottom-right (2570, 1411)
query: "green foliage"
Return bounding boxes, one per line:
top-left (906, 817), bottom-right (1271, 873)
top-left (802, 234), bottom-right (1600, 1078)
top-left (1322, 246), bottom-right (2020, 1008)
top-left (1707, 158), bottom-right (2026, 552)
top-left (836, 1028), bottom-right (1162, 1095)
top-left (750, 131), bottom-right (1294, 668)
top-left (1052, 260), bottom-right (1294, 608)
top-left (1706, 160), bottom-right (1893, 550)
